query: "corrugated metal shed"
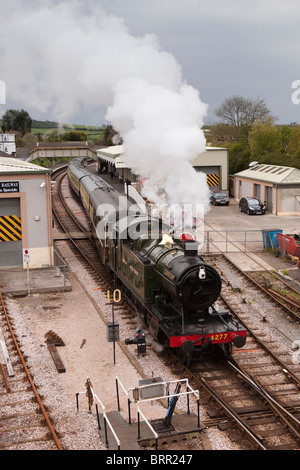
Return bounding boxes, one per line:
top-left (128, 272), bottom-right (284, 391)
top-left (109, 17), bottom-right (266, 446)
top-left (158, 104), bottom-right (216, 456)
top-left (235, 164), bottom-right (300, 185)
top-left (0, 156), bottom-right (51, 175)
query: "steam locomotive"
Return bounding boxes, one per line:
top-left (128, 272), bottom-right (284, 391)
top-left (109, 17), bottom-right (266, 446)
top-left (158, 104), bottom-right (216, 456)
top-left (68, 157), bottom-right (246, 364)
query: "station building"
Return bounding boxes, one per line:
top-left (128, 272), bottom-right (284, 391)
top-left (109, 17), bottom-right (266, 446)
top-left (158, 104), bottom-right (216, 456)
top-left (0, 156), bottom-right (53, 269)
top-left (234, 163), bottom-right (300, 216)
top-left (0, 133), bottom-right (16, 157)
top-left (95, 145), bottom-right (229, 193)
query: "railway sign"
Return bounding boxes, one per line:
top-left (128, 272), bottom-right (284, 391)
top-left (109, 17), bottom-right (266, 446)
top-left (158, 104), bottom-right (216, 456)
top-left (23, 248), bottom-right (30, 264)
top-left (0, 181), bottom-right (19, 193)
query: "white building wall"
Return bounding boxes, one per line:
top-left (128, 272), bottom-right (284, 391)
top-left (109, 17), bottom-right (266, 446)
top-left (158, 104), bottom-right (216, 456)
top-left (279, 187), bottom-right (300, 216)
top-left (0, 133), bottom-right (16, 155)
top-left (235, 178), bottom-right (253, 200)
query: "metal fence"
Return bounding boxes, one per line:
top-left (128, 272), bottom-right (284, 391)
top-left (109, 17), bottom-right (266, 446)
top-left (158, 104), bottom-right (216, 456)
top-left (198, 230), bottom-right (265, 254)
top-left (53, 248), bottom-right (68, 285)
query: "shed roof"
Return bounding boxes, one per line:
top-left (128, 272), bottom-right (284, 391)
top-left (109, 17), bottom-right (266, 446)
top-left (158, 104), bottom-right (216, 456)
top-left (0, 156), bottom-right (52, 175)
top-left (0, 150), bottom-right (10, 158)
top-left (96, 144), bottom-right (226, 169)
top-left (235, 164), bottom-right (300, 185)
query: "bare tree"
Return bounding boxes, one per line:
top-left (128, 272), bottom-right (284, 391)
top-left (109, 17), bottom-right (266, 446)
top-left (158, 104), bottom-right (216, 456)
top-left (215, 96), bottom-right (271, 128)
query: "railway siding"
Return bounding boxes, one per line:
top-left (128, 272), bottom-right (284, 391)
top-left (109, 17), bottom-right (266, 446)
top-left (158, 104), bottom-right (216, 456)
top-left (0, 292), bottom-right (63, 450)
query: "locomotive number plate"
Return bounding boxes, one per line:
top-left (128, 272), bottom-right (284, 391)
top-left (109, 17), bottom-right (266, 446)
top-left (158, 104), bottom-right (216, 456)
top-left (209, 333), bottom-right (228, 342)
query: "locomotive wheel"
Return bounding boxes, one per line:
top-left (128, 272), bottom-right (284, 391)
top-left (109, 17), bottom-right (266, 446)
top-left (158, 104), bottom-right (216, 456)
top-left (219, 342), bottom-right (232, 356)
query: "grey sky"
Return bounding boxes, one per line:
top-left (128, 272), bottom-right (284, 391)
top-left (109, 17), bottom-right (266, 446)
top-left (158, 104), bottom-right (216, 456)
top-left (0, 0), bottom-right (299, 125)
top-left (103, 0), bottom-right (300, 125)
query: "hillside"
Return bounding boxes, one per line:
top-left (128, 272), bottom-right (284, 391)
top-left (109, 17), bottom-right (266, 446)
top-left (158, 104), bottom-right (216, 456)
top-left (0, 119), bottom-right (105, 143)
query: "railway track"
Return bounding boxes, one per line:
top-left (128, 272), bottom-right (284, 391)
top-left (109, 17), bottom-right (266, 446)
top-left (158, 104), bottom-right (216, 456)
top-left (210, 254), bottom-right (300, 348)
top-left (51, 167), bottom-right (112, 291)
top-left (0, 292), bottom-right (63, 450)
top-left (180, 256), bottom-right (300, 450)
top-left (53, 166), bottom-right (300, 450)
top-left (250, 269), bottom-right (300, 318)
top-left (208, 255), bottom-right (300, 322)
top-left (172, 350), bottom-right (300, 450)
top-left (169, 269), bottom-right (300, 449)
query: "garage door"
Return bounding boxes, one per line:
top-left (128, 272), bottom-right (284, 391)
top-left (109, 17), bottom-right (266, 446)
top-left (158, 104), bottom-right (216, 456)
top-left (195, 166), bottom-right (220, 189)
top-left (266, 187), bottom-right (272, 212)
top-left (0, 198), bottom-right (22, 267)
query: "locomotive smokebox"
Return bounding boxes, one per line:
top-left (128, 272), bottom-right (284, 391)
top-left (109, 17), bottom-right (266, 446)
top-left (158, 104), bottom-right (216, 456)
top-left (158, 252), bottom-right (222, 311)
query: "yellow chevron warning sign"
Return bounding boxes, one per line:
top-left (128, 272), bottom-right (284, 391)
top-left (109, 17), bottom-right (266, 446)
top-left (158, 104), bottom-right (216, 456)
top-left (0, 215), bottom-right (22, 242)
top-left (206, 174), bottom-right (220, 187)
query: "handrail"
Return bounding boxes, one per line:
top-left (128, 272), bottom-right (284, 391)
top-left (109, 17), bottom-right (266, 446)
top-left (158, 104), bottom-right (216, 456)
top-left (92, 389), bottom-right (121, 450)
top-left (116, 376), bottom-right (201, 430)
top-left (77, 378), bottom-right (121, 450)
top-left (137, 404), bottom-right (158, 450)
top-left (202, 229), bottom-right (265, 253)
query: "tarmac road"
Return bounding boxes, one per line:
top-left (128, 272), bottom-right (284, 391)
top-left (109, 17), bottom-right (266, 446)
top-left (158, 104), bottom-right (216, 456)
top-left (205, 198), bottom-right (300, 235)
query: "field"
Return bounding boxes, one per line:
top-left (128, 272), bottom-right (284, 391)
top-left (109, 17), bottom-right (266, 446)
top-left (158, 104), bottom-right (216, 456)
top-left (31, 121), bottom-right (105, 142)
top-left (0, 119), bottom-right (105, 143)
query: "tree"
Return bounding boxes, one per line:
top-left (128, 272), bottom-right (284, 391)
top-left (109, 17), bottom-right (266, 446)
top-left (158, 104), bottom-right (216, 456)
top-left (286, 127), bottom-right (300, 156)
top-left (227, 142), bottom-right (251, 174)
top-left (95, 125), bottom-right (122, 146)
top-left (61, 131), bottom-right (87, 141)
top-left (16, 132), bottom-right (38, 148)
top-left (215, 96), bottom-right (271, 129)
top-left (208, 123), bottom-right (240, 144)
top-left (1, 109), bottom-right (32, 135)
top-left (286, 127), bottom-right (300, 169)
top-left (248, 117), bottom-right (281, 163)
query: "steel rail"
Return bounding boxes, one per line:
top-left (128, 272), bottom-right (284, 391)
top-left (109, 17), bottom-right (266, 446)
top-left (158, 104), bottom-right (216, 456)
top-left (0, 292), bottom-right (63, 450)
top-left (180, 360), bottom-right (267, 450)
top-left (222, 254), bottom-right (300, 320)
top-left (172, 349), bottom-right (300, 450)
top-left (52, 170), bottom-right (97, 259)
top-left (220, 289), bottom-right (300, 388)
top-left (55, 169), bottom-right (95, 241)
top-left (227, 360), bottom-right (300, 439)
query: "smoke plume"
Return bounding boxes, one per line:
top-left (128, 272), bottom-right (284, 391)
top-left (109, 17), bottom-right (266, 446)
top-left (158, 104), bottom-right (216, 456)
top-left (0, 1), bottom-right (209, 208)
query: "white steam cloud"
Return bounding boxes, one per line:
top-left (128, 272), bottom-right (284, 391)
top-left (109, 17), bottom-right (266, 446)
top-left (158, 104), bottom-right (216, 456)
top-left (0, 1), bottom-right (209, 208)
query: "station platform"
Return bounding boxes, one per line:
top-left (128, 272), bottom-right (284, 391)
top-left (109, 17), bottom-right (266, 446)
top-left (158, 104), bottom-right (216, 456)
top-left (99, 410), bottom-right (205, 451)
top-left (89, 164), bottom-right (128, 195)
top-left (0, 267), bottom-right (71, 296)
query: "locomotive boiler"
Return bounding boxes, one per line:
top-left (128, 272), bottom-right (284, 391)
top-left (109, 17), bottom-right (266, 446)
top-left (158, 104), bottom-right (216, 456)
top-left (68, 157), bottom-right (246, 364)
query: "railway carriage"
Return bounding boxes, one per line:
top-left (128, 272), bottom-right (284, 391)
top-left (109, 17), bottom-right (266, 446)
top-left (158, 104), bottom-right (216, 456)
top-left (68, 157), bottom-right (246, 364)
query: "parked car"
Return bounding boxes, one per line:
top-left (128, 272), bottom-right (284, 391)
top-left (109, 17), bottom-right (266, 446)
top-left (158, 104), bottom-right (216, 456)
top-left (239, 197), bottom-right (265, 215)
top-left (210, 191), bottom-right (229, 206)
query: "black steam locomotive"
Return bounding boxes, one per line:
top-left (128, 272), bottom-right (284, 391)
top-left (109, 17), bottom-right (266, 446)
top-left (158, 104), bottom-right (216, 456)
top-left (68, 157), bottom-right (246, 364)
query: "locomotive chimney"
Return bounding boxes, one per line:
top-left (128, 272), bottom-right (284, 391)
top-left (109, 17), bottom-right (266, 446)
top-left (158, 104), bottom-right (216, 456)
top-left (183, 240), bottom-right (199, 256)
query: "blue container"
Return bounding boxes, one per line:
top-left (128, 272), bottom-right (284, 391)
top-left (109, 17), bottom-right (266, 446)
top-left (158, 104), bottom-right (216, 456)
top-left (261, 229), bottom-right (282, 249)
